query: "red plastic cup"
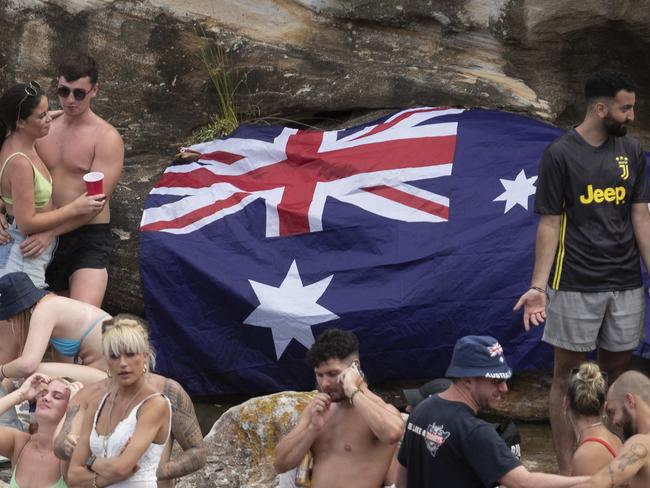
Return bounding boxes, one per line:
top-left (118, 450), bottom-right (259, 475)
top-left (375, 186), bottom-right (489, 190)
top-left (83, 172), bottom-right (104, 196)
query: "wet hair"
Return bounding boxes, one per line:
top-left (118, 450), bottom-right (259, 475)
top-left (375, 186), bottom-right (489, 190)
top-left (585, 70), bottom-right (636, 103)
top-left (568, 362), bottom-right (608, 417)
top-left (306, 328), bottom-right (359, 368)
top-left (0, 82), bottom-right (45, 148)
top-left (57, 53), bottom-right (98, 85)
top-left (101, 313), bottom-right (155, 369)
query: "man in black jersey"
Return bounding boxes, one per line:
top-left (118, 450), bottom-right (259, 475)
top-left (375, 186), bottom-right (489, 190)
top-left (514, 70), bottom-right (650, 473)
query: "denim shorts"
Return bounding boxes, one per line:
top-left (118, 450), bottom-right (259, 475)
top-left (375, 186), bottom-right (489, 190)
top-left (542, 287), bottom-right (645, 352)
top-left (0, 220), bottom-right (57, 289)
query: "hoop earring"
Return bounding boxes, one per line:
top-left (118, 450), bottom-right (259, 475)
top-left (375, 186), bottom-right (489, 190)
top-left (143, 364), bottom-right (148, 374)
top-left (106, 369), bottom-right (111, 378)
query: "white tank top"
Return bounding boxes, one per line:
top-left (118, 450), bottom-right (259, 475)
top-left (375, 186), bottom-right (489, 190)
top-left (90, 392), bottom-right (171, 487)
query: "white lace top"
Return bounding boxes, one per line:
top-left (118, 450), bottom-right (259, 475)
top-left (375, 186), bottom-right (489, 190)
top-left (89, 392), bottom-right (171, 487)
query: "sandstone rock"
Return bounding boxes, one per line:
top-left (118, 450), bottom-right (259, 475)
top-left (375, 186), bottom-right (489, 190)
top-left (177, 391), bottom-right (315, 488)
top-left (2, 0), bottom-right (650, 315)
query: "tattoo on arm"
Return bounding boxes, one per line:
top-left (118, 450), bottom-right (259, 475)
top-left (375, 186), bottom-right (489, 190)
top-left (604, 443), bottom-right (649, 486)
top-left (156, 379), bottom-right (207, 480)
top-left (617, 444), bottom-right (648, 472)
top-left (53, 405), bottom-right (79, 461)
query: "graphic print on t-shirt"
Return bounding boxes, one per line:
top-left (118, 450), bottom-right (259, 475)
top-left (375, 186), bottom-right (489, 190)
top-left (425, 422), bottom-right (450, 457)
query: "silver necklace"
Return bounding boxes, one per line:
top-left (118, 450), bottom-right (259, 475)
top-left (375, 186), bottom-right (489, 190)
top-left (102, 382), bottom-right (146, 457)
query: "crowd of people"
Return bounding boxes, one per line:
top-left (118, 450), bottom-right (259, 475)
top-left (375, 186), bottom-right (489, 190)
top-left (274, 68), bottom-right (650, 488)
top-left (0, 54), bottom-right (207, 487)
top-left (1, 49), bottom-right (650, 488)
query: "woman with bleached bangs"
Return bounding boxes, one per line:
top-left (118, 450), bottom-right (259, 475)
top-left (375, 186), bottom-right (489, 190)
top-left (68, 314), bottom-right (170, 488)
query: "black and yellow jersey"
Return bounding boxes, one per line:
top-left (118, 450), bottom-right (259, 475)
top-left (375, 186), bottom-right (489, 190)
top-left (535, 129), bottom-right (650, 291)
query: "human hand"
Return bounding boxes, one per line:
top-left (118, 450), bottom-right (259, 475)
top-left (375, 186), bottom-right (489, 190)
top-left (66, 381), bottom-right (83, 399)
top-left (20, 231), bottom-right (54, 257)
top-left (0, 213), bottom-right (10, 245)
top-left (513, 288), bottom-right (547, 332)
top-left (18, 373), bottom-right (50, 402)
top-left (338, 362), bottom-right (364, 398)
top-left (63, 433), bottom-right (79, 457)
top-left (72, 193), bottom-right (106, 215)
top-left (47, 110), bottom-right (63, 120)
top-left (309, 393), bottom-right (333, 431)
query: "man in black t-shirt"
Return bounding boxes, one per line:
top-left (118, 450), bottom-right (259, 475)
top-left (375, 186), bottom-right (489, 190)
top-left (395, 335), bottom-right (587, 488)
top-left (514, 70), bottom-right (650, 474)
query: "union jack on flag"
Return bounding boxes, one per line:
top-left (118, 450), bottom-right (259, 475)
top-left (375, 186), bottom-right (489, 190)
top-left (140, 108), bottom-right (461, 236)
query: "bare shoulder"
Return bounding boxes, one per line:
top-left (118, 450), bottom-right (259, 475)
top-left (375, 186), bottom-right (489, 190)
top-left (140, 394), bottom-right (170, 415)
top-left (571, 442), bottom-right (612, 475)
top-left (93, 114), bottom-right (122, 141)
top-left (0, 151), bottom-right (32, 171)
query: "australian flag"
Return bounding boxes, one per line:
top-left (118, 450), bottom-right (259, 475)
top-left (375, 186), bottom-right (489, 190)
top-left (139, 107), bottom-right (650, 396)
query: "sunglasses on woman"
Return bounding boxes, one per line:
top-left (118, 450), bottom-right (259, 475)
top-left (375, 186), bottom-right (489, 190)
top-left (16, 80), bottom-right (42, 118)
top-left (56, 85), bottom-right (91, 101)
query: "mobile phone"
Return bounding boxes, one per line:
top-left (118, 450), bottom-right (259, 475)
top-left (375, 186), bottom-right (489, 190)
top-left (352, 360), bottom-right (365, 380)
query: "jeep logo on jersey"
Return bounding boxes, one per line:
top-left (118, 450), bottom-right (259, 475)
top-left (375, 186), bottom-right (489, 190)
top-left (617, 155), bottom-right (629, 180)
top-left (579, 184), bottom-right (626, 205)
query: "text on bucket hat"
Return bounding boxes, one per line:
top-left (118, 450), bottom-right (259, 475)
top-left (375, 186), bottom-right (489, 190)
top-left (0, 272), bottom-right (47, 321)
top-left (445, 335), bottom-right (512, 379)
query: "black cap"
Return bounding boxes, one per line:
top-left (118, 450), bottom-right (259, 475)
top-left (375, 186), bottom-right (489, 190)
top-left (402, 378), bottom-right (452, 408)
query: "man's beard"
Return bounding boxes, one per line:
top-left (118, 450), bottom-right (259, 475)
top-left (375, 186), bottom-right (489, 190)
top-left (603, 115), bottom-right (628, 137)
top-left (621, 406), bottom-right (636, 441)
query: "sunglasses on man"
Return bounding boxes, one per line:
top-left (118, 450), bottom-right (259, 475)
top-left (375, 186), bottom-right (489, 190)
top-left (57, 85), bottom-right (91, 101)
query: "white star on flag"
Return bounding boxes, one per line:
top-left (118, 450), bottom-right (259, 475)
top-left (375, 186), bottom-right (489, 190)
top-left (494, 169), bottom-right (537, 213)
top-left (244, 260), bottom-right (339, 359)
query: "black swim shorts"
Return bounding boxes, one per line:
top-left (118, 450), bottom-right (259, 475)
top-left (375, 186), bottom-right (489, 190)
top-left (45, 223), bottom-right (113, 292)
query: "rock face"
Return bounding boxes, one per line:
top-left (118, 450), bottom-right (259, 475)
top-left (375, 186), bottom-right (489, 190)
top-left (177, 391), bottom-right (315, 488)
top-left (2, 0), bottom-right (650, 312)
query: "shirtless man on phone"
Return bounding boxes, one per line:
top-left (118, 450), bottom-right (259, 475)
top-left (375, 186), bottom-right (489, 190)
top-left (274, 328), bottom-right (404, 488)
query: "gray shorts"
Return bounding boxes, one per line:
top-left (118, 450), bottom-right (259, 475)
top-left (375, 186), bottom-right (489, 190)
top-left (0, 220), bottom-right (57, 289)
top-left (542, 287), bottom-right (645, 352)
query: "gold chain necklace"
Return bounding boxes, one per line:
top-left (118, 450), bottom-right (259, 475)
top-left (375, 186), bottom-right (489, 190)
top-left (102, 382), bottom-right (147, 457)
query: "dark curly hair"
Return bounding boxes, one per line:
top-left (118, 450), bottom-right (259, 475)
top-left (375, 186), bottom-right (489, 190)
top-left (585, 70), bottom-right (635, 103)
top-left (58, 53), bottom-right (98, 84)
top-left (306, 328), bottom-right (359, 368)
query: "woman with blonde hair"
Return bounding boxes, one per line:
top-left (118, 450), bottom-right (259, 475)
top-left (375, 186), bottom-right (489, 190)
top-left (566, 361), bottom-right (622, 476)
top-left (0, 272), bottom-right (109, 379)
top-left (0, 373), bottom-right (81, 487)
top-left (69, 314), bottom-right (171, 487)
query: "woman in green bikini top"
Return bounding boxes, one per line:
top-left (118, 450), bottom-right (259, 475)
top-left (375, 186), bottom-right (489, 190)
top-left (0, 374), bottom-right (80, 488)
top-left (0, 81), bottom-right (105, 287)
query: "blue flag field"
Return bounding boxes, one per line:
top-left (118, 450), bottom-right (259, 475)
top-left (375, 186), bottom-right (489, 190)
top-left (139, 107), bottom-right (650, 396)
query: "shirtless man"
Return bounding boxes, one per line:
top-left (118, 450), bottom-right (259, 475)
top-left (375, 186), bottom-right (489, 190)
top-left (33, 53), bottom-right (124, 306)
top-left (53, 316), bottom-right (207, 487)
top-left (274, 328), bottom-right (404, 488)
top-left (574, 370), bottom-right (650, 488)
